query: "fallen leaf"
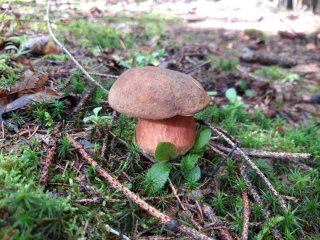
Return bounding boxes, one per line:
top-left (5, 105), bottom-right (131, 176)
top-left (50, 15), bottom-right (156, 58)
top-left (0, 87), bottom-right (60, 116)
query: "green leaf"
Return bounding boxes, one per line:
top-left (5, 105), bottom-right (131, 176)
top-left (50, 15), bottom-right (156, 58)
top-left (181, 154), bottom-right (198, 171)
top-left (226, 88), bottom-right (237, 103)
top-left (93, 107), bottom-right (102, 116)
top-left (155, 142), bottom-right (178, 161)
top-left (193, 127), bottom-right (211, 151)
top-left (255, 216), bottom-right (284, 240)
top-left (181, 154), bottom-right (201, 183)
top-left (183, 165), bottom-right (201, 183)
top-left (144, 162), bottom-right (171, 195)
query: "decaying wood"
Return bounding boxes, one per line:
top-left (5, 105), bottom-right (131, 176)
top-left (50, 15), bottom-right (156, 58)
top-left (67, 134), bottom-right (215, 240)
top-left (239, 51), bottom-right (297, 68)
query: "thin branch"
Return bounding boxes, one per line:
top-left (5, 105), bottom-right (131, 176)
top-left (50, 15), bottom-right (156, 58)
top-left (46, 0), bottom-right (108, 93)
top-left (39, 123), bottom-right (61, 186)
top-left (241, 192), bottom-right (250, 240)
top-left (202, 203), bottom-right (233, 240)
top-left (239, 164), bottom-right (284, 240)
top-left (209, 143), bottom-right (238, 177)
top-left (105, 224), bottom-right (130, 240)
top-left (67, 134), bottom-right (215, 240)
top-left (212, 144), bottom-right (312, 160)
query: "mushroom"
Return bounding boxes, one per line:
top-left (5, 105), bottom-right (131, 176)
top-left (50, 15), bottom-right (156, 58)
top-left (108, 66), bottom-right (210, 156)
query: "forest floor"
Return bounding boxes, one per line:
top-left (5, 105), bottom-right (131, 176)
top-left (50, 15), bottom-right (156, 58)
top-left (0, 1), bottom-right (320, 240)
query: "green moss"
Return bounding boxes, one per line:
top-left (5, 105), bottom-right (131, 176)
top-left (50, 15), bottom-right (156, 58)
top-left (42, 54), bottom-right (68, 62)
top-left (254, 66), bottom-right (299, 82)
top-left (66, 19), bottom-right (122, 49)
top-left (0, 60), bottom-right (18, 90)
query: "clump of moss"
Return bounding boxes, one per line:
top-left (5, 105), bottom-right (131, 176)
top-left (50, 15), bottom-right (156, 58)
top-left (254, 66), bottom-right (299, 82)
top-left (0, 60), bottom-right (19, 90)
top-left (244, 28), bottom-right (267, 42)
top-left (66, 20), bottom-right (122, 49)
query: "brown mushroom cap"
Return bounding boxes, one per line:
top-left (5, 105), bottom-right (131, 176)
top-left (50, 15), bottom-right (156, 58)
top-left (108, 66), bottom-right (210, 119)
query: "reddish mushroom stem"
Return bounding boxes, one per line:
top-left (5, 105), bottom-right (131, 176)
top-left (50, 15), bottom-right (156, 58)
top-left (136, 115), bottom-right (197, 156)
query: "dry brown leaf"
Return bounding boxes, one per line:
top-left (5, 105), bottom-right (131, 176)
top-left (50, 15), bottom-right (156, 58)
top-left (0, 87), bottom-right (60, 115)
top-left (24, 36), bottom-right (60, 56)
top-left (10, 69), bottom-right (48, 93)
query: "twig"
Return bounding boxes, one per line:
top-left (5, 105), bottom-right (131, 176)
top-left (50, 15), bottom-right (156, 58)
top-left (239, 164), bottom-right (284, 240)
top-left (168, 179), bottom-right (186, 211)
top-left (209, 143), bottom-right (238, 177)
top-left (88, 72), bottom-right (119, 79)
top-left (212, 144), bottom-right (312, 170)
top-left (39, 123), bottom-right (61, 186)
top-left (212, 144), bottom-right (312, 160)
top-left (170, 178), bottom-right (203, 231)
top-left (185, 60), bottom-right (211, 74)
top-left (67, 134), bottom-right (215, 240)
top-left (241, 192), bottom-right (250, 240)
top-left (101, 111), bottom-right (117, 158)
top-left (46, 0), bottom-right (108, 93)
top-left (105, 224), bottom-right (130, 240)
top-left (202, 203), bottom-right (233, 240)
top-left (205, 123), bottom-right (287, 211)
top-left (72, 89), bottom-right (96, 115)
top-left (27, 125), bottom-right (39, 139)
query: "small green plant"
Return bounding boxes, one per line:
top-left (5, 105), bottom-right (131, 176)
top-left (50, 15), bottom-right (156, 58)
top-left (116, 49), bottom-right (166, 68)
top-left (254, 66), bottom-right (299, 82)
top-left (219, 58), bottom-right (237, 73)
top-left (44, 112), bottom-right (54, 133)
top-left (42, 54), bottom-right (68, 62)
top-left (58, 136), bottom-right (73, 160)
top-left (70, 71), bottom-right (85, 93)
top-left (0, 59), bottom-right (18, 90)
top-left (143, 127), bottom-right (211, 195)
top-left (10, 111), bottom-right (25, 126)
top-left (83, 107), bottom-right (111, 130)
top-left (49, 99), bottom-right (66, 120)
top-left (256, 216), bottom-right (284, 240)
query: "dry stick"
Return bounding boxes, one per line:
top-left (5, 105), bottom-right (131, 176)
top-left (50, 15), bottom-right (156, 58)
top-left (46, 0), bottom-right (108, 93)
top-left (210, 143), bottom-right (238, 177)
top-left (202, 203), bottom-right (233, 240)
top-left (239, 165), bottom-right (284, 240)
top-left (105, 224), bottom-right (130, 240)
top-left (241, 192), bottom-right (250, 240)
top-left (67, 134), bottom-right (215, 240)
top-left (88, 72), bottom-right (119, 79)
top-left (39, 123), bottom-right (61, 186)
top-left (168, 179), bottom-right (202, 231)
top-left (184, 60), bottom-right (211, 74)
top-left (212, 144), bottom-right (312, 161)
top-left (101, 111), bottom-right (117, 158)
top-left (206, 124), bottom-right (288, 211)
top-left (72, 89), bottom-right (96, 115)
top-left (168, 179), bottom-right (186, 211)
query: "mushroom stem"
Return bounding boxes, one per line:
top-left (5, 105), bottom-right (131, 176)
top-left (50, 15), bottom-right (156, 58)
top-left (136, 115), bottom-right (197, 156)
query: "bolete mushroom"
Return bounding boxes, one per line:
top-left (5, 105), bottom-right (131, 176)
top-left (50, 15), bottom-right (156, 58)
top-left (108, 66), bottom-right (210, 156)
